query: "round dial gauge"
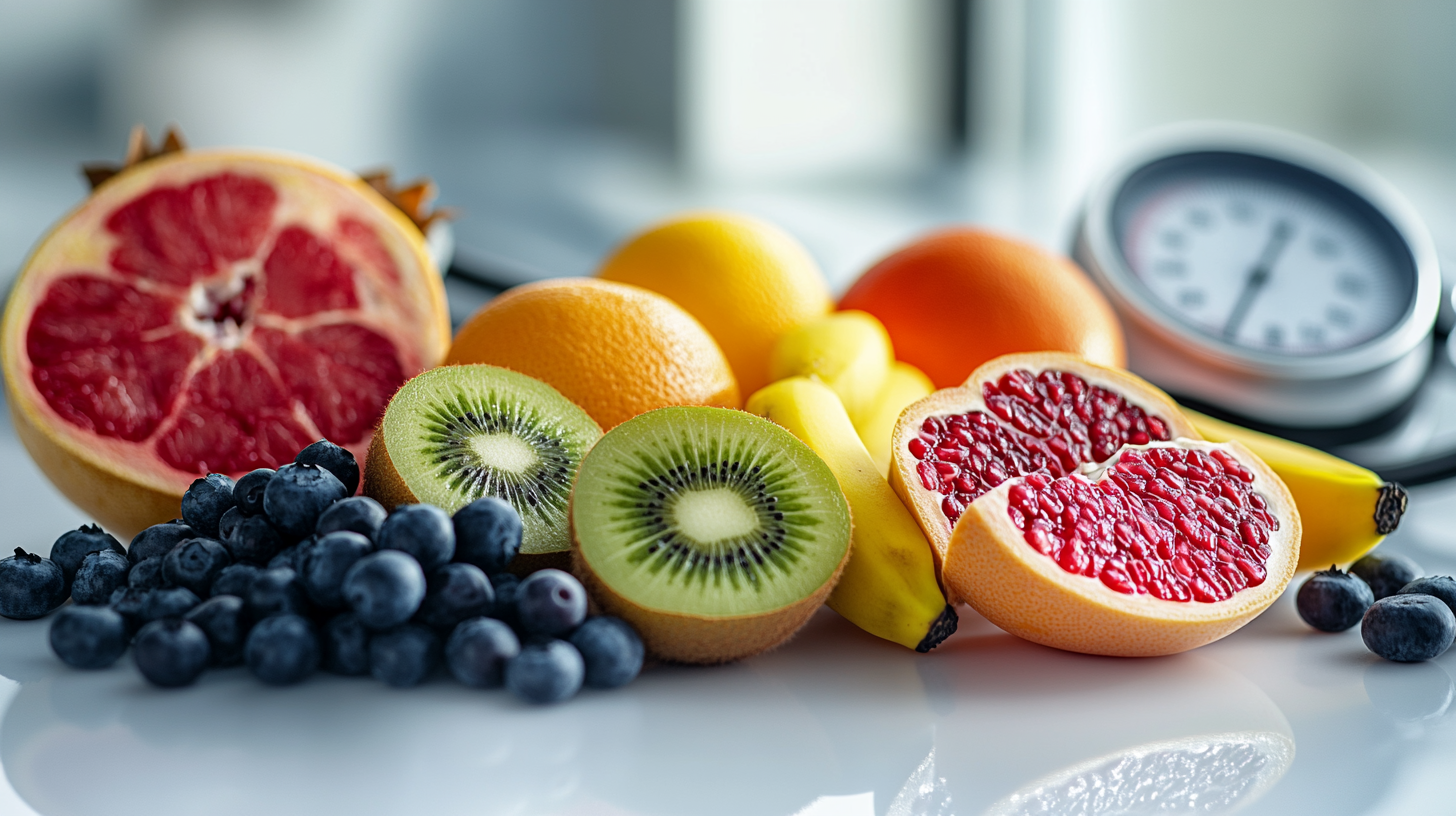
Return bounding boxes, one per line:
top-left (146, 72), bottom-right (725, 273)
top-left (1076, 126), bottom-right (1440, 430)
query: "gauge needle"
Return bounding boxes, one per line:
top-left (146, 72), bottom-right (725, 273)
top-left (1223, 220), bottom-right (1294, 340)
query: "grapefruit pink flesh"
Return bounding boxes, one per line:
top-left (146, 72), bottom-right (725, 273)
top-left (3, 151), bottom-right (449, 535)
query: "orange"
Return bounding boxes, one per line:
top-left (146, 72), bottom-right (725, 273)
top-left (446, 278), bottom-right (740, 429)
top-left (839, 228), bottom-right (1125, 389)
top-left (597, 212), bottom-right (831, 394)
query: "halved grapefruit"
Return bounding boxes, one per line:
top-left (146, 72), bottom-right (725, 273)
top-left (1, 142), bottom-right (450, 538)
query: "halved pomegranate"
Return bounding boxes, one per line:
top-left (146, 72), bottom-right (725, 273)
top-left (890, 352), bottom-right (1200, 570)
top-left (947, 439), bottom-right (1300, 656)
top-left (1, 142), bottom-right (449, 537)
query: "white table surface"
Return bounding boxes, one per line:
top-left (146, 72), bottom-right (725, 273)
top-left (0, 395), bottom-right (1453, 816)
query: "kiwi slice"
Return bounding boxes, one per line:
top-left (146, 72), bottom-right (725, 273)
top-left (364, 364), bottom-right (602, 556)
top-left (571, 406), bottom-right (851, 664)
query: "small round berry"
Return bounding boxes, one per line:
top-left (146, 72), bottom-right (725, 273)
top-left (162, 538), bottom-right (231, 597)
top-left (128, 556), bottom-right (170, 590)
top-left (369, 624), bottom-right (441, 688)
top-left (295, 439), bottom-right (360, 496)
top-left (1351, 551), bottom-right (1423, 601)
top-left (1297, 566), bottom-right (1374, 632)
top-left (246, 568), bottom-right (310, 620)
top-left (505, 640), bottom-right (584, 704)
top-left (133, 618), bottom-right (211, 687)
top-left (301, 531), bottom-right (373, 609)
top-left (210, 563), bottom-right (261, 598)
top-left (232, 468), bottom-right (276, 515)
top-left (267, 537), bottom-right (316, 572)
top-left (138, 587), bottom-right (202, 624)
top-left (490, 573), bottom-right (521, 629)
top-left (49, 605), bottom-right (127, 669)
top-left (377, 505), bottom-right (455, 571)
top-left (71, 549), bottom-right (130, 605)
top-left (445, 617), bottom-right (520, 688)
top-left (570, 617), bottom-right (644, 689)
top-left (1362, 594), bottom-right (1456, 662)
top-left (516, 569), bottom-right (587, 637)
top-left (0, 548), bottom-right (67, 620)
top-left (127, 521), bottom-right (196, 566)
top-left (218, 506), bottom-right (244, 542)
top-left (1397, 575), bottom-right (1456, 617)
top-left (321, 613), bottom-right (372, 676)
top-left (452, 498), bottom-right (521, 574)
top-left (245, 614), bottom-right (320, 685)
top-left (316, 496), bottom-right (387, 541)
top-left (50, 524), bottom-right (123, 585)
top-left (225, 515), bottom-right (285, 565)
top-left (263, 463), bottom-right (349, 539)
top-left (416, 563), bottom-right (494, 630)
top-left (181, 473), bottom-right (237, 539)
top-left (185, 595), bottom-right (251, 667)
top-left (342, 550), bottom-right (426, 630)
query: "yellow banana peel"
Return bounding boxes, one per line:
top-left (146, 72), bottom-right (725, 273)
top-left (768, 310), bottom-right (894, 428)
top-left (856, 361), bottom-right (934, 478)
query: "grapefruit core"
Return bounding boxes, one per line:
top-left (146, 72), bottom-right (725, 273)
top-left (2, 150), bottom-right (451, 538)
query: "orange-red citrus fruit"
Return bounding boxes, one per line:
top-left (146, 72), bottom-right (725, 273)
top-left (597, 212), bottom-right (831, 394)
top-left (839, 228), bottom-right (1126, 389)
top-left (445, 278), bottom-right (740, 429)
top-left (1, 148), bottom-right (449, 539)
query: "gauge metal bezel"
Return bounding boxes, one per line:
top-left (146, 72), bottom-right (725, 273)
top-left (1078, 122), bottom-right (1440, 383)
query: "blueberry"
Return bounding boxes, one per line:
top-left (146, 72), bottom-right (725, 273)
top-left (225, 514), bottom-right (285, 565)
top-left (210, 563), bottom-right (261, 598)
top-left (72, 550), bottom-right (130, 605)
top-left (133, 618), bottom-right (211, 687)
top-left (452, 498), bottom-right (522, 574)
top-left (417, 563), bottom-right (494, 630)
top-left (139, 586), bottom-right (201, 624)
top-left (370, 624), bottom-right (441, 688)
top-left (505, 640), bottom-right (584, 704)
top-left (267, 536), bottom-right (316, 571)
top-left (377, 504), bottom-right (455, 571)
top-left (263, 463), bottom-right (349, 539)
top-left (316, 496), bottom-right (387, 541)
top-left (181, 473), bottom-right (237, 539)
top-left (184, 595), bottom-right (250, 667)
top-left (321, 613), bottom-right (372, 675)
top-left (342, 550), bottom-right (426, 630)
top-left (217, 507), bottom-right (244, 542)
top-left (301, 531), bottom-right (373, 609)
top-left (295, 439), bottom-right (360, 496)
top-left (1351, 551), bottom-right (1423, 601)
top-left (516, 569), bottom-right (587, 637)
top-left (232, 468), bottom-right (276, 515)
top-left (445, 617), bottom-right (520, 688)
top-left (570, 617), bottom-right (644, 689)
top-left (50, 605), bottom-right (128, 669)
top-left (127, 521), bottom-right (197, 566)
top-left (0, 548), bottom-right (67, 620)
top-left (50, 524), bottom-right (124, 585)
top-left (1362, 594), bottom-right (1456, 662)
top-left (244, 613), bottom-right (319, 685)
top-left (1297, 566), bottom-right (1374, 632)
top-left (127, 557), bottom-right (168, 590)
top-left (108, 586), bottom-right (147, 634)
top-left (490, 573), bottom-right (521, 629)
top-left (162, 538), bottom-right (230, 597)
top-left (1397, 575), bottom-right (1456, 617)
top-left (246, 568), bottom-right (309, 619)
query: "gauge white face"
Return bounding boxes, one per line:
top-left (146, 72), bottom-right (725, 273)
top-left (1119, 176), bottom-right (1409, 356)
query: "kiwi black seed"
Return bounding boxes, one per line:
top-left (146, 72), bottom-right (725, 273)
top-left (365, 365), bottom-right (602, 556)
top-left (571, 406), bottom-right (851, 664)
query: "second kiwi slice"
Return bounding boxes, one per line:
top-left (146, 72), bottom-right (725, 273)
top-left (571, 406), bottom-right (852, 664)
top-left (365, 364), bottom-right (602, 558)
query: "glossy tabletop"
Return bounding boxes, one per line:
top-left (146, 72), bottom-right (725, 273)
top-left (0, 401), bottom-right (1452, 816)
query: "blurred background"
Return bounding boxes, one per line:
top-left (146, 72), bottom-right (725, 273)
top-left (3, 0), bottom-right (1456, 312)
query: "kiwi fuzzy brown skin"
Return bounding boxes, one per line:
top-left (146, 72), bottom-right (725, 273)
top-left (568, 496), bottom-right (852, 665)
top-left (364, 431), bottom-right (571, 574)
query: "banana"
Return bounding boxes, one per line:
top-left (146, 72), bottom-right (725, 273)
top-left (748, 377), bottom-right (957, 651)
top-left (768, 310), bottom-right (894, 428)
top-left (855, 361), bottom-right (934, 477)
top-left (1186, 409), bottom-right (1407, 570)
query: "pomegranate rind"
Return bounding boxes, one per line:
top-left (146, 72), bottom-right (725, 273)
top-left (1, 149), bottom-right (450, 539)
top-left (890, 352), bottom-right (1200, 576)
top-left (945, 439), bottom-right (1300, 657)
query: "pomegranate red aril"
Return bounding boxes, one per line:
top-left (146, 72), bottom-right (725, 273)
top-left (907, 437), bottom-right (931, 459)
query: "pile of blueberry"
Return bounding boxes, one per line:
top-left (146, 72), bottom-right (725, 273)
top-left (1296, 549), bottom-right (1456, 663)
top-left (13, 440), bottom-right (643, 704)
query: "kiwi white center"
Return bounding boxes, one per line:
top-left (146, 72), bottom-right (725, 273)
top-left (671, 488), bottom-right (759, 544)
top-left (468, 433), bottom-right (539, 475)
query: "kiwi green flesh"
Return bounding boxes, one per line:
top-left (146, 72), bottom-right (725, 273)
top-left (573, 406), bottom-right (851, 618)
top-left (382, 365), bottom-right (602, 555)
